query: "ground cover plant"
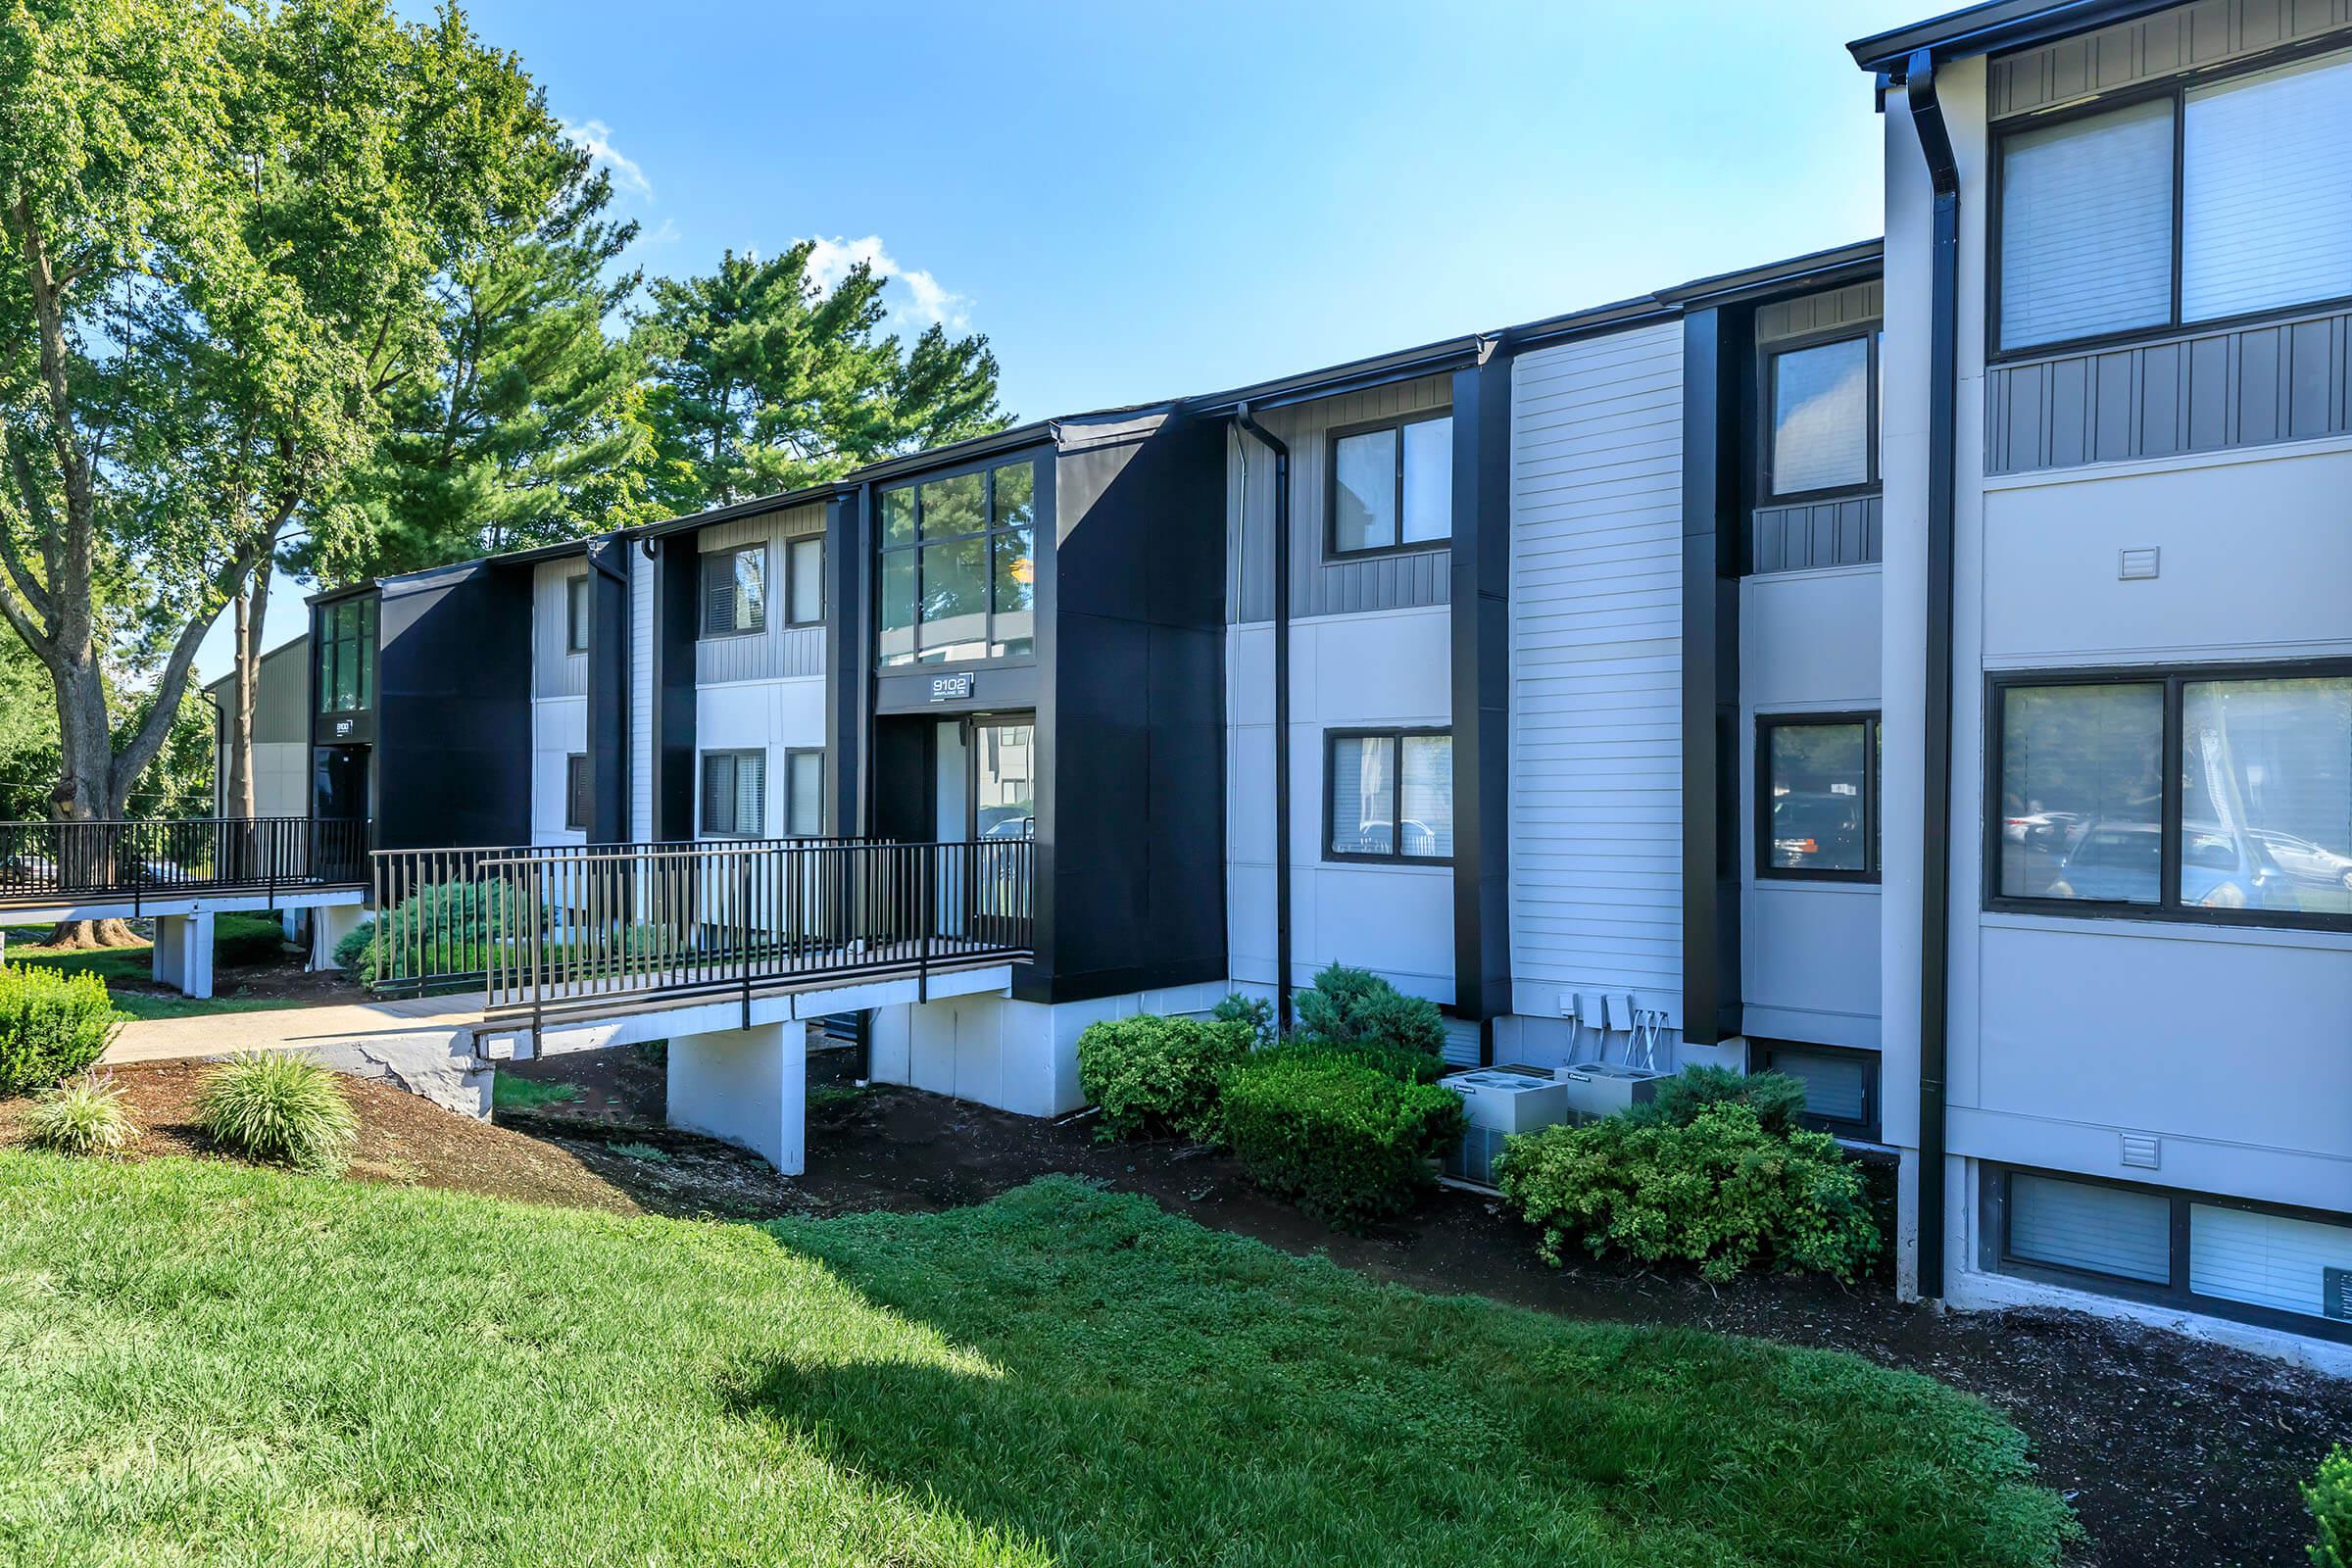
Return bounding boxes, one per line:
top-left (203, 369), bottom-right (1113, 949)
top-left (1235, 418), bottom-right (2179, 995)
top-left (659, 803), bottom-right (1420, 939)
top-left (0, 963), bottom-right (118, 1093)
top-left (0, 1153), bottom-right (2073, 1566)
top-left (2313, 1446), bottom-right (2352, 1567)
top-left (492, 1073), bottom-right (582, 1111)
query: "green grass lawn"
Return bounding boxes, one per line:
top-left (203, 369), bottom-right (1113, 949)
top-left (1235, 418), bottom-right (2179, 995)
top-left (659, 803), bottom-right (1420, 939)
top-left (490, 1073), bottom-right (582, 1110)
top-left (3, 917), bottom-right (313, 1020)
top-left (0, 1154), bottom-right (2073, 1567)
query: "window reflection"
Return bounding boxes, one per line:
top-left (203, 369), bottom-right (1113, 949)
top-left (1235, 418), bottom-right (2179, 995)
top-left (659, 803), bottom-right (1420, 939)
top-left (2180, 677), bottom-right (2352, 915)
top-left (1999, 683), bottom-right (2165, 903)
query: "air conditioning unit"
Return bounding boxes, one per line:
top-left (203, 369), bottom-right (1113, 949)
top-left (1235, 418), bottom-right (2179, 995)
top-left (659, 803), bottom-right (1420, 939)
top-left (1557, 1061), bottom-right (1666, 1122)
top-left (1441, 1065), bottom-right (1571, 1187)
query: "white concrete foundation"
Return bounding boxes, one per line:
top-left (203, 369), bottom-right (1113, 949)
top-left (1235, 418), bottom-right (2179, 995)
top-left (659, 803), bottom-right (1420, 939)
top-left (869, 981), bottom-right (1228, 1118)
top-left (150, 911), bottom-right (216, 1000)
top-left (666, 1021), bottom-right (808, 1174)
top-left (310, 900), bottom-right (368, 971)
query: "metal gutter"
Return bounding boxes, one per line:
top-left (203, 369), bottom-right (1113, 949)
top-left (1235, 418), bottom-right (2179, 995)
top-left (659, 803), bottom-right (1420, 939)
top-left (1233, 403), bottom-right (1294, 1032)
top-left (1188, 336), bottom-right (1488, 417)
top-left (1849, 0), bottom-right (2175, 74)
top-left (1658, 238), bottom-right (1886, 309)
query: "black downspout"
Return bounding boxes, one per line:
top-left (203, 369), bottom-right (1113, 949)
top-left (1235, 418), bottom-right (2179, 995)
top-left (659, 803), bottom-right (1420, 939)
top-left (1236, 405), bottom-right (1293, 1032)
top-left (587, 539), bottom-right (630, 844)
top-left (1906, 47), bottom-right (1960, 1304)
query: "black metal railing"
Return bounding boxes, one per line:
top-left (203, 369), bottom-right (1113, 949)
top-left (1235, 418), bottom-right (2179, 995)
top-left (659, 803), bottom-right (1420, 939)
top-left (0, 816), bottom-right (368, 910)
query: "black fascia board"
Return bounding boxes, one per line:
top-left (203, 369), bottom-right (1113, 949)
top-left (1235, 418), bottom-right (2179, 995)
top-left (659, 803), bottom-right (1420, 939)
top-left (1849, 0), bottom-right (2177, 74)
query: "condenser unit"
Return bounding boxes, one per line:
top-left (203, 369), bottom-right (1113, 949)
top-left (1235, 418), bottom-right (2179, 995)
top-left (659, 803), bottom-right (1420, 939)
top-left (1442, 1065), bottom-right (1571, 1187)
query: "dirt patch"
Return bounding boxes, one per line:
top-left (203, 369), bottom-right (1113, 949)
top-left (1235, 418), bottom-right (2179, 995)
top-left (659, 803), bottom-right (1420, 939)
top-left (0, 1058), bottom-right (635, 1215)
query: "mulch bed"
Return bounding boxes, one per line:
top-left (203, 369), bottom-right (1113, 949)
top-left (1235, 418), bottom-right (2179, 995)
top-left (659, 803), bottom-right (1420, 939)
top-left (8, 1044), bottom-right (2344, 1566)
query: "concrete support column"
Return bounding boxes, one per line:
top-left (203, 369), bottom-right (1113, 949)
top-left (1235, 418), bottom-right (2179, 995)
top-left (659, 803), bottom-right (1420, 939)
top-left (665, 1021), bottom-right (807, 1174)
top-left (151, 911), bottom-right (216, 1000)
top-left (310, 903), bottom-right (368, 972)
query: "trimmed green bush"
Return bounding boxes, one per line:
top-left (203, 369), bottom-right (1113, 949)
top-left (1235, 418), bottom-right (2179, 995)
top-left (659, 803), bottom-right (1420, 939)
top-left (1209, 992), bottom-right (1275, 1051)
top-left (1495, 1102), bottom-right (1881, 1283)
top-left (24, 1071), bottom-right (139, 1157)
top-left (0, 965), bottom-right (121, 1095)
top-left (1258, 1034), bottom-right (1450, 1085)
top-left (1292, 963), bottom-right (1446, 1058)
top-left (193, 1054), bottom-right (360, 1173)
top-left (2312, 1446), bottom-right (2352, 1568)
top-left (1220, 1052), bottom-right (1466, 1225)
top-left (1077, 1014), bottom-right (1252, 1142)
top-left (1628, 1064), bottom-right (1808, 1137)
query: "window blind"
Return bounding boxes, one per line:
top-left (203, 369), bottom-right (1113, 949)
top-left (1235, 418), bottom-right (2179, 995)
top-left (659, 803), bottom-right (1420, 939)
top-left (2189, 1203), bottom-right (2352, 1321)
top-left (2184, 53), bottom-right (2352, 323)
top-left (2008, 1172), bottom-right (2171, 1284)
top-left (1999, 98), bottom-right (2174, 350)
top-left (787, 536), bottom-right (824, 625)
top-left (1771, 339), bottom-right (1869, 494)
top-left (786, 751), bottom-right (823, 838)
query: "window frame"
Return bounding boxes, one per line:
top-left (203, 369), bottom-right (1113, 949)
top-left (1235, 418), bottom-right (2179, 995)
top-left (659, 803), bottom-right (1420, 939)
top-left (564, 753), bottom-right (590, 832)
top-left (1756, 711), bottom-right (1882, 884)
top-left (1760, 328), bottom-right (1881, 505)
top-left (1322, 726), bottom-right (1453, 865)
top-left (1984, 661), bottom-right (2352, 934)
top-left (1324, 410), bottom-right (1454, 562)
top-left (316, 595), bottom-right (376, 716)
top-left (1750, 1041), bottom-right (1881, 1141)
top-left (1983, 1163), bottom-right (2352, 1345)
top-left (1987, 37), bottom-right (2352, 363)
top-left (874, 451), bottom-right (1042, 672)
top-left (783, 533), bottom-right (825, 628)
top-left (700, 543), bottom-right (767, 641)
top-left (783, 747), bottom-right (825, 839)
top-left (564, 573), bottom-right (590, 655)
top-left (698, 748), bottom-right (766, 839)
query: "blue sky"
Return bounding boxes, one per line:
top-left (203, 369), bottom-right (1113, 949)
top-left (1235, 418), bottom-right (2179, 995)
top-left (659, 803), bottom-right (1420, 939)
top-left (204, 0), bottom-right (1925, 679)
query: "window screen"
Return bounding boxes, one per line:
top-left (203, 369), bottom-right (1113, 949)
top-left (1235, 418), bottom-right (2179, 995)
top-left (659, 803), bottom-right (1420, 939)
top-left (1998, 98), bottom-right (2175, 350)
top-left (1996, 683), bottom-right (2164, 903)
top-left (786, 535), bottom-right (824, 626)
top-left (2182, 53), bottom-right (2352, 323)
top-left (701, 750), bottom-right (765, 837)
top-left (785, 750), bottom-right (824, 838)
top-left (2008, 1172), bottom-right (2172, 1285)
top-left (1770, 338), bottom-right (1870, 495)
top-left (2189, 1204), bottom-right (2352, 1321)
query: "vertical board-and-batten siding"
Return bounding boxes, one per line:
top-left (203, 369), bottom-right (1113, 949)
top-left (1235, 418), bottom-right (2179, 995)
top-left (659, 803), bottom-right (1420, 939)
top-left (629, 547), bottom-right (654, 841)
top-left (1507, 322), bottom-right (1686, 1009)
top-left (1227, 374), bottom-right (1451, 624)
top-left (531, 559), bottom-right (587, 700)
top-left (696, 504), bottom-right (827, 684)
top-left (1987, 0), bottom-right (2352, 122)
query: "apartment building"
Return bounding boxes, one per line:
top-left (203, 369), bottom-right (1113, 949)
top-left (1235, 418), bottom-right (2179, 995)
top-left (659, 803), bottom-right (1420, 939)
top-left (258, 0), bottom-right (2346, 1362)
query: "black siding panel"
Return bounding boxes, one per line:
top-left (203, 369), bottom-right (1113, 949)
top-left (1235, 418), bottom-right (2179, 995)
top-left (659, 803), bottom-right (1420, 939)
top-left (372, 564), bottom-right (530, 852)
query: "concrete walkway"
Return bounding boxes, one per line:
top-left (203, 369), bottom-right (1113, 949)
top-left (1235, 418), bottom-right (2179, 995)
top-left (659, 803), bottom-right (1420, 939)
top-left (105, 995), bottom-right (493, 1118)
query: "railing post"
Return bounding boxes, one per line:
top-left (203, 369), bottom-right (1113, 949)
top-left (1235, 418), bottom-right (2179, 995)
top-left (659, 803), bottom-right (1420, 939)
top-left (918, 843), bottom-right (933, 1004)
top-left (738, 847), bottom-right (754, 1032)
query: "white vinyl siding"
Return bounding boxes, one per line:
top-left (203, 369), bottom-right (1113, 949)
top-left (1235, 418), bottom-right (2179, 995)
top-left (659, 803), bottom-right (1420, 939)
top-left (2008, 1173), bottom-right (2172, 1286)
top-left (2189, 1204), bottom-right (2352, 1322)
top-left (2182, 51), bottom-right (2352, 323)
top-left (1998, 98), bottom-right (2174, 351)
top-left (1507, 321), bottom-right (1684, 1005)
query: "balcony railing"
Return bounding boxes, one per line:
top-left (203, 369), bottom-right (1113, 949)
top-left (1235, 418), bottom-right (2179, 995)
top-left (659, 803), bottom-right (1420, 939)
top-left (367, 837), bottom-right (1034, 1023)
top-left (0, 816), bottom-right (368, 910)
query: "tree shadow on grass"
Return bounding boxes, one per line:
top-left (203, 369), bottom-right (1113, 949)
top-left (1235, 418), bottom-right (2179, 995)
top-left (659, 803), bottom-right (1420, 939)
top-left (727, 1178), bottom-right (2074, 1568)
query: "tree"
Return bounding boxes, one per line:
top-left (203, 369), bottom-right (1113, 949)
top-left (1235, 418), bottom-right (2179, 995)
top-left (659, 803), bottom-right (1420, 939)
top-left (637, 245), bottom-right (1009, 513)
top-left (315, 131), bottom-right (658, 584)
top-left (0, 0), bottom-right (551, 942)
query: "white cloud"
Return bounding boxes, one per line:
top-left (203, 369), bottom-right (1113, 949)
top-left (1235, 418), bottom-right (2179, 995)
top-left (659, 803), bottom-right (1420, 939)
top-left (564, 119), bottom-right (653, 201)
top-left (641, 217), bottom-right (681, 247)
top-left (803, 233), bottom-right (971, 332)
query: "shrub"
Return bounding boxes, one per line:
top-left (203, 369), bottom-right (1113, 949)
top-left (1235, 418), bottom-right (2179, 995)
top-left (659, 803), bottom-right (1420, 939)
top-left (1628, 1065), bottom-right (1808, 1137)
top-left (1209, 992), bottom-right (1275, 1051)
top-left (1077, 1014), bottom-right (1252, 1142)
top-left (1220, 1053), bottom-right (1466, 1225)
top-left (1292, 963), bottom-right (1446, 1058)
top-left (350, 880), bottom-right (516, 987)
top-left (215, 914), bottom-right (291, 968)
top-left (1259, 1034), bottom-right (1450, 1085)
top-left (24, 1071), bottom-right (139, 1157)
top-left (1494, 1102), bottom-right (1880, 1283)
top-left (2312, 1446), bottom-right (2352, 1568)
top-left (193, 1054), bottom-right (360, 1173)
top-left (330, 916), bottom-right (376, 973)
top-left (0, 965), bottom-right (120, 1095)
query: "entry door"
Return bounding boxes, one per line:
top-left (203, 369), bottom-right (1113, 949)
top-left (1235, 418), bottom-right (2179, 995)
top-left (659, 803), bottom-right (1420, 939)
top-left (970, 720), bottom-right (1035, 842)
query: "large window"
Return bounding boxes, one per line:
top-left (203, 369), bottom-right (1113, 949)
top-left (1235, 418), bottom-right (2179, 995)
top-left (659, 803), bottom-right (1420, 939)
top-left (564, 574), bottom-right (589, 654)
top-left (1996, 49), bottom-right (2352, 352)
top-left (317, 597), bottom-right (376, 714)
top-left (784, 749), bottom-right (823, 838)
top-left (1767, 336), bottom-right (1877, 498)
top-left (877, 458), bottom-right (1035, 667)
top-left (1330, 414), bottom-right (1451, 557)
top-left (785, 535), bottom-right (824, 627)
top-left (1990, 667), bottom-right (2352, 928)
top-left (1758, 713), bottom-right (1880, 880)
top-left (701, 544), bottom-right (765, 638)
top-left (700, 749), bottom-right (765, 838)
top-left (564, 754), bottom-right (590, 832)
top-left (1989, 1166), bottom-right (2352, 1341)
top-left (1326, 729), bottom-right (1452, 862)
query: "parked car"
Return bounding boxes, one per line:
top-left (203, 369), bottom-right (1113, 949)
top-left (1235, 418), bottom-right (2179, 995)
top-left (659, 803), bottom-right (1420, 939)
top-left (2249, 828), bottom-right (2352, 893)
top-left (2047, 819), bottom-right (2287, 908)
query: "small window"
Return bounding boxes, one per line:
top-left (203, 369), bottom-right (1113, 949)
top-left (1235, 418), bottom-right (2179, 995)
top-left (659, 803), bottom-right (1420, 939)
top-left (1758, 714), bottom-right (1879, 880)
top-left (701, 545), bottom-right (765, 638)
top-left (785, 535), bottom-right (824, 626)
top-left (564, 574), bottom-right (590, 654)
top-left (700, 749), bottom-right (765, 838)
top-left (1330, 414), bottom-right (1451, 557)
top-left (1752, 1044), bottom-right (1878, 1139)
top-left (785, 749), bottom-right (824, 838)
top-left (564, 754), bottom-right (590, 832)
top-left (2006, 1172), bottom-right (2174, 1286)
top-left (1327, 729), bottom-right (1451, 861)
top-left (1768, 337), bottom-right (1874, 497)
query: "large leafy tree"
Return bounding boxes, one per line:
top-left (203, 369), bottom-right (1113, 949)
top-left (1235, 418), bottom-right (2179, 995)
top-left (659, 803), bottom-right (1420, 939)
top-left (0, 0), bottom-right (551, 929)
top-left (637, 245), bottom-right (1009, 512)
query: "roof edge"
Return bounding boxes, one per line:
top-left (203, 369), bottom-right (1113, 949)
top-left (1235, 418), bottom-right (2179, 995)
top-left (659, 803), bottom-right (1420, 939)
top-left (1848, 0), bottom-right (2175, 74)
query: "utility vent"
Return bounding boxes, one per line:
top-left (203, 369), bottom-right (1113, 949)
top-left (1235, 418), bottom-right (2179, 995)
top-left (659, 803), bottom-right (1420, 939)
top-left (2118, 547), bottom-right (2161, 580)
top-left (1441, 1016), bottom-right (1483, 1069)
top-left (2121, 1133), bottom-right (2162, 1170)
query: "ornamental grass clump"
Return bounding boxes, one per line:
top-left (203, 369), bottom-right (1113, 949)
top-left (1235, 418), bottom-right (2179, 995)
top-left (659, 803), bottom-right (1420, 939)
top-left (24, 1071), bottom-right (139, 1157)
top-left (193, 1054), bottom-right (359, 1174)
top-left (0, 965), bottom-right (120, 1095)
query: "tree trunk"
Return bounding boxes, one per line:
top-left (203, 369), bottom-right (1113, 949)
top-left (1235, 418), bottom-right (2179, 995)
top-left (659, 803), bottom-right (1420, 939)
top-left (41, 656), bottom-right (142, 950)
top-left (224, 554), bottom-right (273, 820)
